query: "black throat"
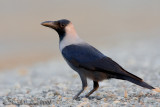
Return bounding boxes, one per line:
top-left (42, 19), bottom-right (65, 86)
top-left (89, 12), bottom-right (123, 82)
top-left (56, 29), bottom-right (66, 42)
top-left (59, 33), bottom-right (65, 42)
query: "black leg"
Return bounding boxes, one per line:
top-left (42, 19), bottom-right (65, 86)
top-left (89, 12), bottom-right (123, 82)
top-left (73, 73), bottom-right (87, 100)
top-left (85, 81), bottom-right (99, 97)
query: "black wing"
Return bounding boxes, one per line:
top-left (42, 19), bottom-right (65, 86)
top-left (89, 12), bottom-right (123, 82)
top-left (62, 44), bottom-right (142, 80)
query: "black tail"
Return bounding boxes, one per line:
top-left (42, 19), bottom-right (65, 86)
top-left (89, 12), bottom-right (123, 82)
top-left (116, 70), bottom-right (154, 89)
top-left (122, 75), bottom-right (154, 89)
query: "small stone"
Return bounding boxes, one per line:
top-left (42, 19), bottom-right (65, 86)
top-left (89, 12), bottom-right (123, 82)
top-left (113, 100), bottom-right (120, 104)
top-left (82, 98), bottom-right (88, 102)
top-left (102, 98), bottom-right (107, 101)
top-left (57, 95), bottom-right (62, 99)
top-left (54, 91), bottom-right (60, 96)
top-left (77, 102), bottom-right (88, 107)
top-left (5, 105), bottom-right (17, 107)
top-left (46, 92), bottom-right (54, 98)
top-left (96, 96), bottom-right (102, 100)
top-left (124, 89), bottom-right (128, 98)
top-left (101, 103), bottom-right (110, 107)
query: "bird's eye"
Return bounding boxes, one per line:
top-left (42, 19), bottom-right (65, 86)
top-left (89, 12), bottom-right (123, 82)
top-left (61, 24), bottom-right (65, 27)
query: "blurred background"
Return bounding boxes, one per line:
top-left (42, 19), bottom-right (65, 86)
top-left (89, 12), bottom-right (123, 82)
top-left (0, 0), bottom-right (160, 71)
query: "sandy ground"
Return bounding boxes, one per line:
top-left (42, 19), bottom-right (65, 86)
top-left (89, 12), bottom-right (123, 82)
top-left (0, 36), bottom-right (160, 107)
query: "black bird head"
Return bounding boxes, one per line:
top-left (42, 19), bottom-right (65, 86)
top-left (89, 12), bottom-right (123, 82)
top-left (41, 19), bottom-right (71, 40)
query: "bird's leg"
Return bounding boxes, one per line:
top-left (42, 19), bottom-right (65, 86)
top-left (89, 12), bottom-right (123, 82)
top-left (73, 73), bottom-right (87, 100)
top-left (85, 81), bottom-right (99, 98)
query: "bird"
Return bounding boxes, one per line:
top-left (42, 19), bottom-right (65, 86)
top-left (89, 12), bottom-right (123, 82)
top-left (41, 19), bottom-right (160, 99)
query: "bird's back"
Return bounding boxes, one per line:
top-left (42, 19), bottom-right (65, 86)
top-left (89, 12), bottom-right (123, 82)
top-left (62, 43), bottom-right (106, 63)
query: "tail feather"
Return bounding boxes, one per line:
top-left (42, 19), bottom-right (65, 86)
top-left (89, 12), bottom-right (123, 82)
top-left (120, 71), bottom-right (160, 93)
top-left (118, 68), bottom-right (157, 90)
top-left (122, 75), bottom-right (154, 89)
top-left (113, 71), bottom-right (160, 92)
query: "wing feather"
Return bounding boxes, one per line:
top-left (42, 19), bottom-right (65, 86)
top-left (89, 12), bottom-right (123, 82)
top-left (62, 44), bottom-right (141, 80)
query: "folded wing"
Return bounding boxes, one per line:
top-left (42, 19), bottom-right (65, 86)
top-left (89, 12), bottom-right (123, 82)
top-left (62, 44), bottom-right (140, 79)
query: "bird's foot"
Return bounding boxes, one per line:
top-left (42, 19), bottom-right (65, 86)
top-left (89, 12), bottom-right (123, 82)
top-left (85, 94), bottom-right (89, 98)
top-left (73, 95), bottom-right (79, 100)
